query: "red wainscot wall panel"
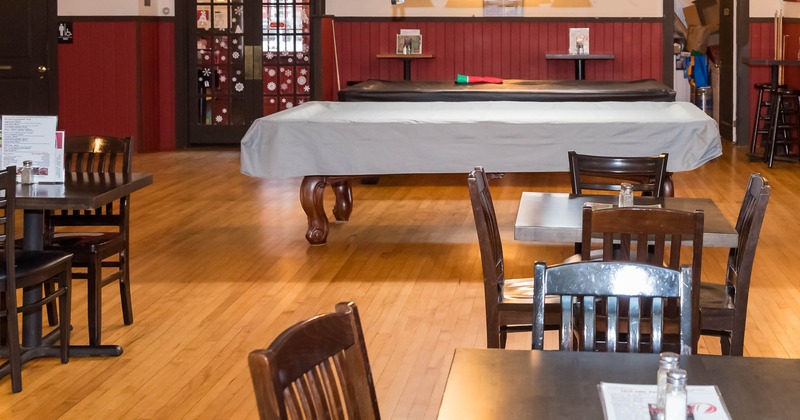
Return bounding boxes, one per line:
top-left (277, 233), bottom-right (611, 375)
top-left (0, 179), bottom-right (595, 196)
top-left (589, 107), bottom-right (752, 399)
top-left (747, 22), bottom-right (775, 150)
top-left (331, 19), bottom-right (663, 86)
top-left (58, 22), bottom-right (139, 145)
top-left (58, 20), bottom-right (176, 152)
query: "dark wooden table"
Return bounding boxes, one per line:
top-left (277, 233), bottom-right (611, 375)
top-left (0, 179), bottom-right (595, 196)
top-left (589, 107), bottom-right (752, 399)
top-left (545, 53), bottom-right (615, 80)
top-left (376, 53), bottom-right (434, 80)
top-left (514, 193), bottom-right (738, 248)
top-left (438, 348), bottom-right (800, 419)
top-left (15, 172), bottom-right (153, 359)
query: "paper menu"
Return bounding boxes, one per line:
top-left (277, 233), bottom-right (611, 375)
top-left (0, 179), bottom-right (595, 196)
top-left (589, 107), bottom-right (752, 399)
top-left (598, 382), bottom-right (731, 420)
top-left (0, 115), bottom-right (65, 183)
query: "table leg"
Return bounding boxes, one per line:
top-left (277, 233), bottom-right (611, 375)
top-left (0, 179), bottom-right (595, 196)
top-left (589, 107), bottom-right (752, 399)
top-left (22, 210), bottom-right (44, 348)
top-left (575, 59), bottom-right (586, 80)
top-left (663, 174), bottom-right (675, 198)
top-left (403, 59), bottom-right (412, 81)
top-left (331, 179), bottom-right (353, 222)
top-left (301, 176), bottom-right (330, 245)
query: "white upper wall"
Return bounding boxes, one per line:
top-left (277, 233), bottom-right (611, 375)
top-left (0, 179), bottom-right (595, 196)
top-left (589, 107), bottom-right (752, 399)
top-left (750, 1), bottom-right (800, 18)
top-left (326, 0), bottom-right (662, 18)
top-left (59, 0), bottom-right (175, 17)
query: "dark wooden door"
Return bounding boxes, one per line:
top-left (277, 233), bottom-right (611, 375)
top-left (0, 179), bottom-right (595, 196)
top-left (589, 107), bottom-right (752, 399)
top-left (187, 0), bottom-right (317, 145)
top-left (718, 0), bottom-right (734, 140)
top-left (0, 0), bottom-right (57, 116)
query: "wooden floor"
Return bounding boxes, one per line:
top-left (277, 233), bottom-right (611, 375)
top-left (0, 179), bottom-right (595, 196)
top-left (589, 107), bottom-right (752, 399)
top-left (3, 141), bottom-right (800, 418)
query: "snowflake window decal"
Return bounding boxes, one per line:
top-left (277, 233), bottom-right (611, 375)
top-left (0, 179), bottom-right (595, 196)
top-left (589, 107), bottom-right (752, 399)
top-left (286, 102), bottom-right (294, 108)
top-left (300, 68), bottom-right (307, 75)
top-left (285, 69), bottom-right (293, 77)
top-left (267, 82), bottom-right (276, 91)
top-left (232, 51), bottom-right (240, 59)
top-left (215, 115), bottom-right (223, 123)
top-left (265, 52), bottom-right (275, 60)
top-left (202, 68), bottom-right (212, 77)
top-left (303, 85), bottom-right (310, 92)
top-left (268, 69), bottom-right (276, 77)
top-left (222, 108), bottom-right (228, 114)
top-left (297, 76), bottom-right (307, 85)
top-left (281, 83), bottom-right (288, 90)
top-left (235, 82), bottom-right (244, 92)
top-left (220, 75), bottom-right (227, 83)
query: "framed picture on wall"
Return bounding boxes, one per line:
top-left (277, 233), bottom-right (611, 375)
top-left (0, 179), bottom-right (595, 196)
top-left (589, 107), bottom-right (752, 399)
top-left (569, 28), bottom-right (590, 55)
top-left (396, 34), bottom-right (422, 55)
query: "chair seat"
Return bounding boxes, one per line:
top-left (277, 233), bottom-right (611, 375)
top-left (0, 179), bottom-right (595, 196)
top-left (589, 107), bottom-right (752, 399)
top-left (0, 250), bottom-right (73, 285)
top-left (699, 282), bottom-right (735, 332)
top-left (50, 232), bottom-right (123, 255)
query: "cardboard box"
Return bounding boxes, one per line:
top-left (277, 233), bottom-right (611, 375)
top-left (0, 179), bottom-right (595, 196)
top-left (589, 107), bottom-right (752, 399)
top-left (694, 0), bottom-right (720, 32)
top-left (683, 5), bottom-right (702, 27)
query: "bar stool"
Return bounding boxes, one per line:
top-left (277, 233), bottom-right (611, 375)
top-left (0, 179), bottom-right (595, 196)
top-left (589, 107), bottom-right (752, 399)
top-left (764, 88), bottom-right (800, 168)
top-left (751, 82), bottom-right (787, 155)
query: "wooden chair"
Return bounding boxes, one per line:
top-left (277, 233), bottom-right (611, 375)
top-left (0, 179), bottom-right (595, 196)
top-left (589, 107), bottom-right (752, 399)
top-left (579, 206), bottom-right (704, 353)
top-left (248, 302), bottom-right (380, 420)
top-left (44, 135), bottom-right (133, 346)
top-left (0, 166), bottom-right (72, 392)
top-left (532, 261), bottom-right (693, 355)
top-left (467, 166), bottom-right (558, 348)
top-left (568, 150), bottom-right (671, 197)
top-left (700, 173), bottom-right (771, 356)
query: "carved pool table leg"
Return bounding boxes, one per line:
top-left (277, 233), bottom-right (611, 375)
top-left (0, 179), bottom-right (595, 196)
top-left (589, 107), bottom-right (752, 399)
top-left (663, 173), bottom-right (675, 197)
top-left (331, 179), bottom-right (353, 222)
top-left (300, 176), bottom-right (329, 245)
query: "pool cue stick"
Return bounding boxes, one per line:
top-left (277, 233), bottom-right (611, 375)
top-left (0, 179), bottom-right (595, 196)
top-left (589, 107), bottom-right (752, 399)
top-left (332, 20), bottom-right (341, 93)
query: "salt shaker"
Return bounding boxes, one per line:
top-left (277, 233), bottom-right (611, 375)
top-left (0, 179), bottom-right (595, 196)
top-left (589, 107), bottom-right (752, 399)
top-left (20, 160), bottom-right (34, 185)
top-left (664, 369), bottom-right (688, 420)
top-left (656, 352), bottom-right (680, 418)
top-left (618, 182), bottom-right (634, 207)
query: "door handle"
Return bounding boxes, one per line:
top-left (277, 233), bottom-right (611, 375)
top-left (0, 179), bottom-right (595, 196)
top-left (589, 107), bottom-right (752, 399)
top-left (0, 65), bottom-right (11, 70)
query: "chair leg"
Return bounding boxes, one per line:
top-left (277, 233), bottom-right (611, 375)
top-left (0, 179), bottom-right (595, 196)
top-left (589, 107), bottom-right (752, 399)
top-left (486, 318), bottom-right (500, 349)
top-left (59, 270), bottom-right (72, 363)
top-left (719, 334), bottom-right (732, 356)
top-left (87, 257), bottom-right (103, 346)
top-left (4, 291), bottom-right (22, 393)
top-left (499, 330), bottom-right (508, 349)
top-left (44, 281), bottom-right (59, 326)
top-left (728, 332), bottom-right (744, 357)
top-left (119, 249), bottom-right (134, 325)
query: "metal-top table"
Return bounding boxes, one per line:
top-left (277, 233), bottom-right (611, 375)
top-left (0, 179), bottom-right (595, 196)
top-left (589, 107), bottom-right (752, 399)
top-left (514, 193), bottom-right (738, 248)
top-left (437, 348), bottom-right (800, 419)
top-left (545, 53), bottom-right (615, 80)
top-left (16, 173), bottom-right (153, 357)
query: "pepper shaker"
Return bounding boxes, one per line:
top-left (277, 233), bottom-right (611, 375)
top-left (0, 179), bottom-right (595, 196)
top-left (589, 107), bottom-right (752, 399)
top-left (618, 182), bottom-right (634, 207)
top-left (20, 160), bottom-right (34, 185)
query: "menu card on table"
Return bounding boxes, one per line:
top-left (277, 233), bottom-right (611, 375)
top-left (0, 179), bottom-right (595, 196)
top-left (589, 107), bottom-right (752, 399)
top-left (0, 115), bottom-right (65, 183)
top-left (598, 382), bottom-right (731, 420)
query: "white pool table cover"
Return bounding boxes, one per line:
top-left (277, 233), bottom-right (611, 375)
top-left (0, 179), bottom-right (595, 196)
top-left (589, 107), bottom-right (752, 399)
top-left (240, 101), bottom-right (721, 178)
